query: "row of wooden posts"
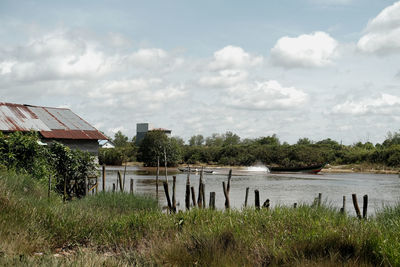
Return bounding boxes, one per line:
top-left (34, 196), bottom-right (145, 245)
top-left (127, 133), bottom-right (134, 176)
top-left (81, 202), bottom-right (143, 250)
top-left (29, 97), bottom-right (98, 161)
top-left (161, 167), bottom-right (370, 219)
top-left (85, 165), bottom-right (369, 218)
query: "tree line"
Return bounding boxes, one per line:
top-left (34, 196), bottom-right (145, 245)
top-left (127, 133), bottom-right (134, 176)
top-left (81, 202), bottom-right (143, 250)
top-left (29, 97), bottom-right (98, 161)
top-left (100, 130), bottom-right (400, 168)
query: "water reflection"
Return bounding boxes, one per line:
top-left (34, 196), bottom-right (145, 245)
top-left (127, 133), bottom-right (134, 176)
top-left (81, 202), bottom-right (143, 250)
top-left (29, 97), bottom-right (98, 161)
top-left (98, 166), bottom-right (400, 216)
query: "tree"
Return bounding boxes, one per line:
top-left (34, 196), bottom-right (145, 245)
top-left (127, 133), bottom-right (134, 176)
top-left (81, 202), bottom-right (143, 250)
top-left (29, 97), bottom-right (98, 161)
top-left (205, 133), bottom-right (224, 147)
top-left (256, 134), bottom-right (280, 146)
top-left (297, 138), bottom-right (313, 145)
top-left (223, 131), bottom-right (240, 146)
top-left (189, 135), bottom-right (204, 146)
top-left (137, 130), bottom-right (181, 166)
top-left (113, 131), bottom-right (129, 148)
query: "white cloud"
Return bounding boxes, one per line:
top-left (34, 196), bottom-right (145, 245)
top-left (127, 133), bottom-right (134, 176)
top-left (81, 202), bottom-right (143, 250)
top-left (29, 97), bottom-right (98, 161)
top-left (0, 30), bottom-right (114, 82)
top-left (199, 69), bottom-right (248, 88)
top-left (332, 93), bottom-right (400, 115)
top-left (270, 31), bottom-right (338, 68)
top-left (208, 45), bottom-right (263, 70)
top-left (358, 2), bottom-right (400, 54)
top-left (224, 80), bottom-right (308, 110)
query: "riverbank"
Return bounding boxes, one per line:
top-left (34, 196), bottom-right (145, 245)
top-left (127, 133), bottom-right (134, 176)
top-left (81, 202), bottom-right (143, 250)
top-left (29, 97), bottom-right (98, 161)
top-left (124, 162), bottom-right (400, 174)
top-left (1, 171), bottom-right (400, 266)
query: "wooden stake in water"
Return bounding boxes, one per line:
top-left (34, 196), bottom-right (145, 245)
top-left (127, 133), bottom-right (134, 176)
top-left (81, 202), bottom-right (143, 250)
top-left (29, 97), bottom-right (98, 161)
top-left (118, 171), bottom-right (123, 192)
top-left (352, 194), bottom-right (361, 219)
top-left (318, 193), bottom-right (322, 207)
top-left (185, 167), bottom-right (191, 210)
top-left (123, 161), bottom-right (127, 190)
top-left (363, 194), bottom-right (368, 219)
top-left (163, 182), bottom-right (172, 213)
top-left (172, 176), bottom-right (177, 213)
top-left (222, 181), bottom-right (230, 209)
top-left (209, 192), bottom-right (216, 209)
top-left (102, 165), bottom-right (106, 192)
top-left (156, 156), bottom-right (159, 197)
top-left (198, 167), bottom-right (203, 206)
top-left (340, 196), bottom-right (346, 214)
top-left (255, 190), bottom-right (260, 210)
top-left (244, 187), bottom-right (249, 207)
top-left (191, 186), bottom-right (197, 207)
top-left (130, 179), bottom-right (134, 194)
top-left (202, 182), bottom-right (206, 209)
top-left (164, 147), bottom-right (168, 184)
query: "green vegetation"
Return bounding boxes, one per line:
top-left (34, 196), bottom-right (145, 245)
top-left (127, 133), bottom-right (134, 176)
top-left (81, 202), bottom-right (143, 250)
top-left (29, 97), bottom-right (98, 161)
top-left (0, 131), bottom-right (97, 199)
top-left (98, 129), bottom-right (400, 169)
top-left (1, 170), bottom-right (400, 265)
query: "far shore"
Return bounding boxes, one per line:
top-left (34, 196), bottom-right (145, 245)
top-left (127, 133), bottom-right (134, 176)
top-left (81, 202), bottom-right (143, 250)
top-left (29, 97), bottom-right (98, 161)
top-left (120, 162), bottom-right (400, 174)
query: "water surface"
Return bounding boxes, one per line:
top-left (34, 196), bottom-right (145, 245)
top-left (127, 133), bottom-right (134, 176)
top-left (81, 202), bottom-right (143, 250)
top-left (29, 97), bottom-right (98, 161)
top-left (98, 166), bottom-right (400, 215)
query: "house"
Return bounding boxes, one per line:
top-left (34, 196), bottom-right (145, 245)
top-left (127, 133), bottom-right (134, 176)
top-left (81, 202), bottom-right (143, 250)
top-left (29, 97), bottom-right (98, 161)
top-left (136, 122), bottom-right (171, 145)
top-left (99, 139), bottom-right (115, 148)
top-left (0, 102), bottom-right (107, 155)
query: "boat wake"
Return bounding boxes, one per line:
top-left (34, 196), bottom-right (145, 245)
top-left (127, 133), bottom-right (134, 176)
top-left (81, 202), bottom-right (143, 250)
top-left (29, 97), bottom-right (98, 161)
top-left (246, 165), bottom-right (270, 172)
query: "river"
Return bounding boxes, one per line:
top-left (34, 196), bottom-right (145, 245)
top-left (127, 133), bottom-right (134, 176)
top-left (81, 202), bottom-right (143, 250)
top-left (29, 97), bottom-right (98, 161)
top-left (98, 166), bottom-right (400, 216)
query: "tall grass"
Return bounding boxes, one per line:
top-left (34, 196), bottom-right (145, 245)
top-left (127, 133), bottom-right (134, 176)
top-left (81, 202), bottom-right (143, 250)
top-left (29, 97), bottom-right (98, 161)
top-left (1, 170), bottom-right (400, 266)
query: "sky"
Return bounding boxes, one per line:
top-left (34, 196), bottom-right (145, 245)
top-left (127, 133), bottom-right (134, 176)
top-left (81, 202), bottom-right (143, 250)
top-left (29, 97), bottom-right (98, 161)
top-left (1, 0), bottom-right (400, 144)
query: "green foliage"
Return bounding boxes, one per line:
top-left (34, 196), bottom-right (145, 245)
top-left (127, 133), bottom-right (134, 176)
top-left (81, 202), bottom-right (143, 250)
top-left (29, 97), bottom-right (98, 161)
top-left (113, 130), bottom-right (129, 147)
top-left (138, 130), bottom-right (182, 166)
top-left (48, 142), bottom-right (97, 199)
top-left (189, 134), bottom-right (204, 146)
top-left (0, 131), bottom-right (97, 198)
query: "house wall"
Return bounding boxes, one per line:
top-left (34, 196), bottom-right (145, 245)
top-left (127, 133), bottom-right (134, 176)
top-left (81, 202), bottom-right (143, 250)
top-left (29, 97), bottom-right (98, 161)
top-left (43, 139), bottom-right (100, 155)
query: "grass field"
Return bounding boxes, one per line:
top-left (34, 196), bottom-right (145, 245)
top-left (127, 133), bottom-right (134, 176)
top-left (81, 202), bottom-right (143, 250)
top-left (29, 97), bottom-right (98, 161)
top-left (1, 171), bottom-right (400, 266)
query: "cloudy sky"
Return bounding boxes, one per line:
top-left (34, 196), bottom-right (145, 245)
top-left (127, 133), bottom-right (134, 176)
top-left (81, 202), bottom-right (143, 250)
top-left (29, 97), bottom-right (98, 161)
top-left (1, 0), bottom-right (400, 144)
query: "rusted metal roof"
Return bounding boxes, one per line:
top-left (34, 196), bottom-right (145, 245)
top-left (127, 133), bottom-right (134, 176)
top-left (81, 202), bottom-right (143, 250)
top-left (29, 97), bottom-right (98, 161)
top-left (0, 102), bottom-right (107, 140)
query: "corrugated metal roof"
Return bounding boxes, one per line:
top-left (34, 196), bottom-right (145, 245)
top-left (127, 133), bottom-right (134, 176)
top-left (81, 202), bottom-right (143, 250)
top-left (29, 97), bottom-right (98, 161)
top-left (0, 102), bottom-right (107, 140)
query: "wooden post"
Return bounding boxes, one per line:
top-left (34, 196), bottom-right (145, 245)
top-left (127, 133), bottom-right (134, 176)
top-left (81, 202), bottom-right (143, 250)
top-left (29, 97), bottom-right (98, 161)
top-left (172, 176), bottom-right (177, 213)
top-left (263, 199), bottom-right (270, 210)
top-left (95, 177), bottom-right (98, 194)
top-left (294, 203), bottom-right (297, 208)
top-left (198, 168), bottom-right (203, 206)
top-left (244, 187), bottom-right (249, 207)
top-left (340, 196), bottom-right (346, 214)
top-left (318, 193), bottom-right (322, 207)
top-left (123, 162), bottom-right (127, 190)
top-left (198, 183), bottom-right (203, 208)
top-left (118, 171), bottom-right (123, 192)
top-left (185, 169), bottom-right (191, 210)
top-left (163, 182), bottom-right (172, 213)
top-left (164, 147), bottom-right (168, 184)
top-left (191, 186), bottom-right (197, 207)
top-left (363, 194), bottom-right (368, 219)
top-left (225, 169), bottom-right (232, 208)
top-left (48, 175), bottom-right (51, 200)
top-left (156, 156), bottom-right (159, 197)
top-left (255, 190), bottom-right (260, 210)
top-left (130, 179), bottom-right (134, 194)
top-left (112, 183), bottom-right (116, 192)
top-left (202, 182), bottom-right (206, 209)
top-left (209, 192), bottom-right (216, 209)
top-left (222, 181), bottom-right (230, 209)
top-left (352, 194), bottom-right (361, 219)
top-left (102, 165), bottom-right (106, 192)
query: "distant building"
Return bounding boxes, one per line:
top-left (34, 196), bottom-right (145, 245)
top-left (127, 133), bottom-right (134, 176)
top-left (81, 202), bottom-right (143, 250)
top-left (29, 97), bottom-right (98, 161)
top-left (99, 140), bottom-right (115, 148)
top-left (0, 102), bottom-right (107, 155)
top-left (136, 123), bottom-right (171, 145)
